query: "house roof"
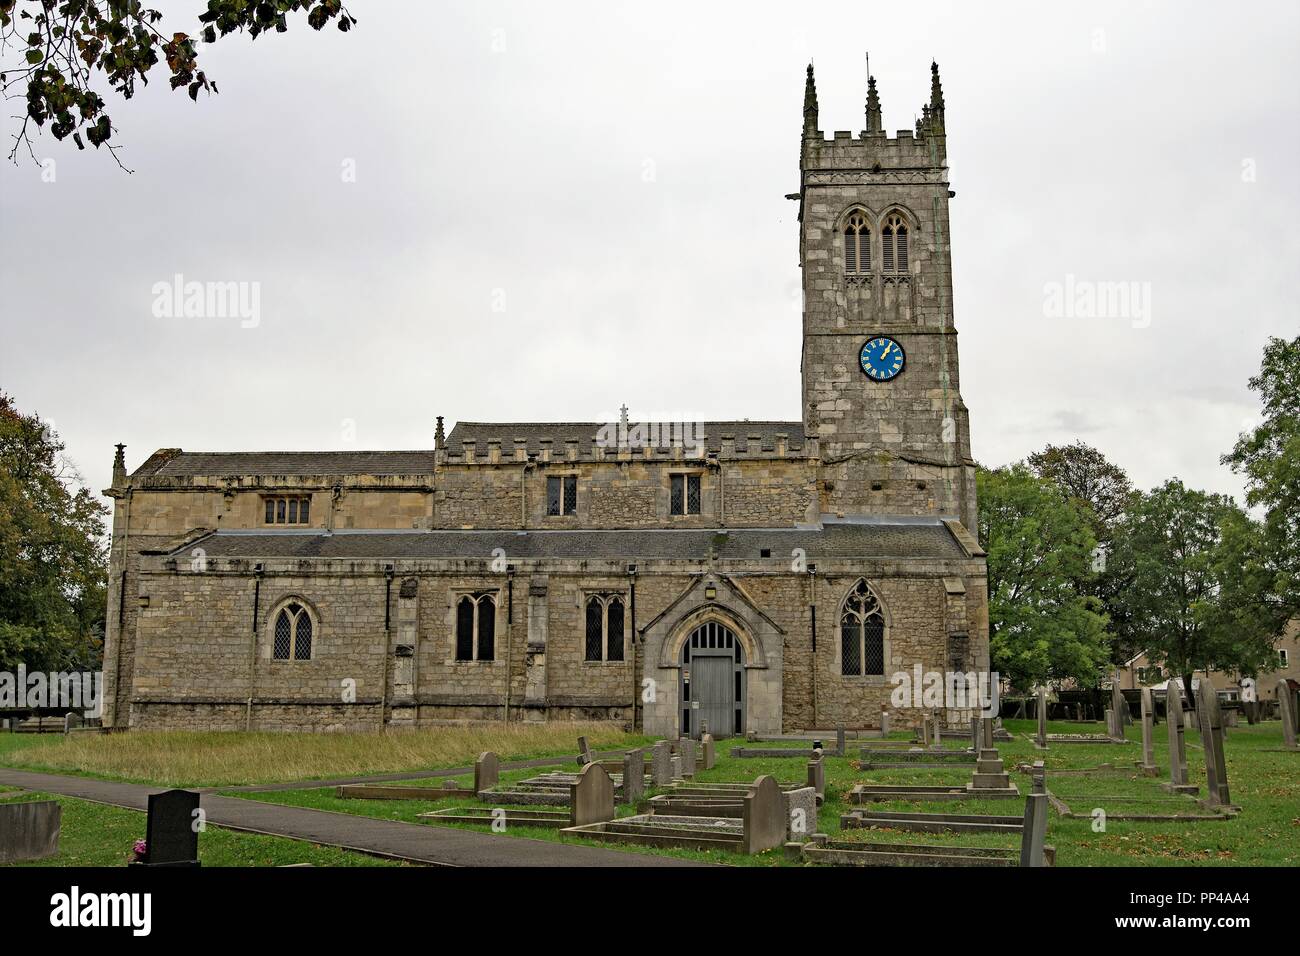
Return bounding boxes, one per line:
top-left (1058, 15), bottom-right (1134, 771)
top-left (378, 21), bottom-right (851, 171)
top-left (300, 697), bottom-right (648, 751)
top-left (134, 450), bottom-right (436, 479)
top-left (176, 520), bottom-right (969, 562)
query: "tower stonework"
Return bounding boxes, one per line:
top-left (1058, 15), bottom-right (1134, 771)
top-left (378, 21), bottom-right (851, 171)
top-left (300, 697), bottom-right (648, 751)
top-left (799, 63), bottom-right (977, 531)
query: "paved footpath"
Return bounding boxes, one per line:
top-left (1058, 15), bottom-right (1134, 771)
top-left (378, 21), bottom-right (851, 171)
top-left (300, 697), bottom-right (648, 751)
top-left (0, 767), bottom-right (707, 868)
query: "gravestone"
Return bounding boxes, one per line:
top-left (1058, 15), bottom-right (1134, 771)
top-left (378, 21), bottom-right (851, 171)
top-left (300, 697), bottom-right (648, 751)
top-left (879, 708), bottom-right (891, 736)
top-left (577, 736), bottom-right (594, 766)
top-left (741, 775), bottom-right (785, 854)
top-left (1278, 680), bottom-right (1298, 751)
top-left (475, 751), bottom-right (500, 793)
top-left (1035, 687), bottom-right (1048, 750)
top-left (928, 713), bottom-right (943, 751)
top-left (970, 716), bottom-right (980, 752)
top-left (1104, 708), bottom-right (1117, 740)
top-left (1019, 761), bottom-right (1049, 867)
top-left (1164, 685), bottom-right (1195, 793)
top-left (650, 741), bottom-right (673, 787)
top-left (919, 716), bottom-right (931, 748)
top-left (63, 712), bottom-right (81, 734)
top-left (836, 723), bottom-right (847, 755)
top-left (670, 755), bottom-right (682, 779)
top-left (1139, 688), bottom-right (1158, 775)
top-left (981, 716), bottom-right (995, 751)
top-left (1196, 681), bottom-right (1231, 807)
top-left (678, 737), bottom-right (696, 777)
top-left (621, 749), bottom-right (645, 804)
top-left (784, 787), bottom-right (818, 842)
top-left (138, 789), bottom-right (200, 867)
top-left (806, 757), bottom-right (825, 799)
top-left (569, 762), bottom-right (615, 828)
top-left (1111, 672), bottom-right (1127, 728)
top-left (700, 733), bottom-right (716, 770)
top-left (0, 800), bottom-right (61, 863)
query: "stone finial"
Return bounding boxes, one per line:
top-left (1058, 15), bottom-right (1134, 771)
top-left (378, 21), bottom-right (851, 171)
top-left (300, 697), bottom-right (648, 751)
top-left (929, 60), bottom-right (945, 126)
top-left (803, 63), bottom-right (819, 133)
top-left (111, 443), bottom-right (127, 489)
top-left (434, 416), bottom-right (445, 451)
top-left (865, 74), bottom-right (882, 134)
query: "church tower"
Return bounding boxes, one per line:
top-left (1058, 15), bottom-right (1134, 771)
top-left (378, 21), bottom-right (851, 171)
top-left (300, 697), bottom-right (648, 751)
top-left (798, 62), bottom-right (977, 532)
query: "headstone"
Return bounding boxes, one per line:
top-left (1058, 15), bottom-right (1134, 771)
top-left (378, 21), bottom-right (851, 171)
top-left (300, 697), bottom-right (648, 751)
top-left (650, 740), bottom-right (673, 787)
top-left (678, 737), bottom-right (696, 777)
top-left (139, 789), bottom-right (200, 867)
top-left (1111, 671), bottom-right (1126, 728)
top-left (0, 800), bottom-right (61, 863)
top-left (741, 775), bottom-right (785, 854)
top-left (1240, 678), bottom-right (1257, 725)
top-left (1139, 688), bottom-right (1157, 774)
top-left (700, 733), bottom-right (716, 770)
top-left (970, 715), bottom-right (980, 752)
top-left (569, 762), bottom-right (615, 828)
top-left (929, 712), bottom-right (943, 751)
top-left (806, 757), bottom-right (825, 799)
top-left (621, 749), bottom-right (645, 804)
top-left (980, 716), bottom-right (995, 751)
top-left (1019, 761), bottom-right (1049, 867)
top-left (1165, 684), bottom-right (1193, 792)
top-left (1035, 687), bottom-right (1048, 750)
top-left (1196, 681), bottom-right (1231, 807)
top-left (1104, 708), bottom-right (1117, 740)
top-left (577, 735), bottom-right (594, 766)
top-left (63, 712), bottom-right (81, 735)
top-left (670, 755), bottom-right (682, 779)
top-left (836, 723), bottom-right (847, 755)
top-left (919, 716), bottom-right (931, 748)
top-left (1277, 680), bottom-right (1298, 750)
top-left (879, 708), bottom-right (891, 736)
top-left (783, 787), bottom-right (819, 843)
top-left (475, 751), bottom-right (499, 793)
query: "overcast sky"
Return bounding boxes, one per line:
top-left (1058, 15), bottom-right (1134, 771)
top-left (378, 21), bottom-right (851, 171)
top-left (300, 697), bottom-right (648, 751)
top-left (1, 0), bottom-right (1297, 507)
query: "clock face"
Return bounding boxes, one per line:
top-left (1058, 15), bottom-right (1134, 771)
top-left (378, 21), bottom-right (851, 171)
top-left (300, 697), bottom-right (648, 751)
top-left (860, 336), bottom-right (905, 381)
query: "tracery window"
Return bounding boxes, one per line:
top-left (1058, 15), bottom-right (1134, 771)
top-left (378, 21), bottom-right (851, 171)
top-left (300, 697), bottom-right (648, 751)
top-left (271, 600), bottom-right (314, 661)
top-left (840, 579), bottom-right (885, 677)
top-left (584, 595), bottom-right (626, 662)
top-left (455, 593), bottom-right (497, 661)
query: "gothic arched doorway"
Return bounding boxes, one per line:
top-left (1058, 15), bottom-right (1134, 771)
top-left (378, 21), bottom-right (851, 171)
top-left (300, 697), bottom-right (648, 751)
top-left (679, 620), bottom-right (746, 738)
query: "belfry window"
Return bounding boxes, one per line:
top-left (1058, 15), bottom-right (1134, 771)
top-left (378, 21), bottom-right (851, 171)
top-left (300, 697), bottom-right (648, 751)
top-left (584, 595), bottom-right (626, 662)
top-left (881, 214), bottom-right (909, 274)
top-left (844, 211), bottom-right (871, 275)
top-left (455, 593), bottom-right (497, 662)
top-left (271, 601), bottom-right (314, 661)
top-left (840, 579), bottom-right (885, 677)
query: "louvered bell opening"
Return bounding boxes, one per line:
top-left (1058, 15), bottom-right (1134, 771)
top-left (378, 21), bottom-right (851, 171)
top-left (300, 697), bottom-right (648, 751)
top-left (882, 228), bottom-right (895, 273)
top-left (896, 226), bottom-right (908, 273)
top-left (844, 228), bottom-right (857, 273)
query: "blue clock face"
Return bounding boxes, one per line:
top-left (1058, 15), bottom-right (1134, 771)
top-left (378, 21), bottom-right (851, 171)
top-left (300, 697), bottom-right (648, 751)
top-left (860, 336), bottom-right (905, 381)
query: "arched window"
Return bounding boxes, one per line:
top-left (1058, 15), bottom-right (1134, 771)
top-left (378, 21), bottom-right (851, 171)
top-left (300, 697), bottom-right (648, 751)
top-left (881, 214), bottom-right (909, 274)
top-left (843, 211), bottom-right (871, 276)
top-left (271, 600), bottom-right (314, 661)
top-left (584, 595), bottom-right (626, 662)
top-left (840, 580), bottom-right (885, 677)
top-left (455, 593), bottom-right (497, 662)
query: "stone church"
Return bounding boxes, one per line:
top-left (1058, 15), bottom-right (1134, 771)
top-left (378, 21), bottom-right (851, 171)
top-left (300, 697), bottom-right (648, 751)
top-left (101, 62), bottom-right (989, 736)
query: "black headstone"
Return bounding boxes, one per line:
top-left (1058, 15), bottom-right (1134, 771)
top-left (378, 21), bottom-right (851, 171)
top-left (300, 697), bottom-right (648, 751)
top-left (142, 789), bottom-right (201, 867)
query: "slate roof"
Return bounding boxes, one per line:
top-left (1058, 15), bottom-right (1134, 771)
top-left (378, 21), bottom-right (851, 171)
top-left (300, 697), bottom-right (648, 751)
top-left (177, 521), bottom-right (968, 562)
top-left (136, 451), bottom-right (436, 478)
top-left (444, 421), bottom-right (806, 456)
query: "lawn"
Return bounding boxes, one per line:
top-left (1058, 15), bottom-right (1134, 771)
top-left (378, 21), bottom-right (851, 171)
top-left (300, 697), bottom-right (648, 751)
top-left (1, 791), bottom-right (403, 867)
top-left (220, 718), bottom-right (1300, 867)
top-left (0, 722), bottom-right (651, 788)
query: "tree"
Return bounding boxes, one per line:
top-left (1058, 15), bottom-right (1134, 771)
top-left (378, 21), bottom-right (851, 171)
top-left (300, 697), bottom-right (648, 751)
top-left (977, 464), bottom-right (1110, 689)
top-left (1222, 334), bottom-right (1300, 630)
top-left (1026, 441), bottom-right (1136, 544)
top-left (1027, 441), bottom-right (1139, 661)
top-left (0, 390), bottom-right (108, 672)
top-left (1, 0), bottom-right (356, 166)
top-left (1108, 479), bottom-right (1276, 700)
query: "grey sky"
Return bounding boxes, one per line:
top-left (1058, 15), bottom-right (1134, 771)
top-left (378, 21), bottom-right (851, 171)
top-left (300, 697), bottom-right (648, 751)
top-left (2, 0), bottom-right (1296, 507)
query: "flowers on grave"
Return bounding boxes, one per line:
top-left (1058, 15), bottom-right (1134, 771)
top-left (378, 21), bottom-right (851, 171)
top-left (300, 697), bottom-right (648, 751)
top-left (132, 839), bottom-right (147, 863)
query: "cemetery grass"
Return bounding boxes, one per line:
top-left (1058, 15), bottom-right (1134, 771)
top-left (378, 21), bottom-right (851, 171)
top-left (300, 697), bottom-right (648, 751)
top-left (0, 723), bottom-right (651, 788)
top-left (0, 791), bottom-right (404, 867)
top-left (224, 720), bottom-right (1300, 867)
